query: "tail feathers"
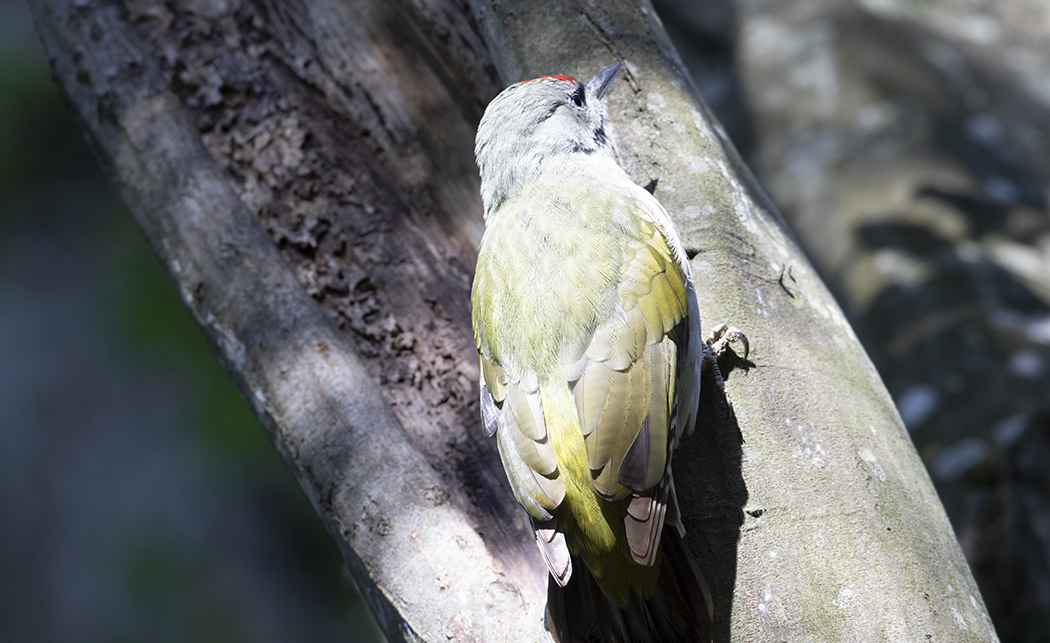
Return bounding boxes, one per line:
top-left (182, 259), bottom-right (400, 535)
top-left (545, 529), bottom-right (712, 643)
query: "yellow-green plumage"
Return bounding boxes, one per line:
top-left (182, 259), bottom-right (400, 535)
top-left (473, 174), bottom-right (693, 603)
top-left (472, 64), bottom-right (708, 640)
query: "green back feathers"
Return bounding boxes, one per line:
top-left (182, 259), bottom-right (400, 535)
top-left (472, 171), bottom-right (696, 605)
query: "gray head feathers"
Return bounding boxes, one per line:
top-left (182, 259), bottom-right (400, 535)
top-left (475, 64), bottom-right (623, 216)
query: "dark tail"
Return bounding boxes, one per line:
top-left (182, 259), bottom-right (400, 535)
top-left (545, 529), bottom-right (713, 643)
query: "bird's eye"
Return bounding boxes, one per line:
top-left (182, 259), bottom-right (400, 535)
top-left (570, 87), bottom-right (585, 108)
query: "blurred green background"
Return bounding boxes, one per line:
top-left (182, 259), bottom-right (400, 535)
top-left (0, 2), bottom-right (382, 641)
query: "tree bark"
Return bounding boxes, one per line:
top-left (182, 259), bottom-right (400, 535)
top-left (28, 0), bottom-right (996, 640)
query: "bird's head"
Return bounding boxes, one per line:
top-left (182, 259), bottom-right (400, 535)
top-left (475, 62), bottom-right (624, 215)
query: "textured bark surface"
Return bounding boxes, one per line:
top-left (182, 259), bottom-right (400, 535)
top-left (729, 1), bottom-right (1050, 639)
top-left (30, 0), bottom-right (996, 640)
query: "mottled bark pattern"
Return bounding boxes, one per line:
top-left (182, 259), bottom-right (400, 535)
top-left (120, 0), bottom-right (525, 546)
top-left (113, 1), bottom-right (538, 584)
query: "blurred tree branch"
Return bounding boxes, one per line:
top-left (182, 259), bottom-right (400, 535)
top-left (29, 0), bottom-right (996, 640)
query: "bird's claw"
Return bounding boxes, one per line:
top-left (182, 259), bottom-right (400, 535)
top-left (701, 323), bottom-right (750, 417)
top-left (706, 323), bottom-right (749, 361)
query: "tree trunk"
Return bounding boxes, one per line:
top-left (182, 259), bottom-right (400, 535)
top-left (28, 0), bottom-right (996, 640)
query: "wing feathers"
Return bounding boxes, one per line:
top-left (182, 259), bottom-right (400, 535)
top-left (504, 385), bottom-right (558, 475)
top-left (496, 425), bottom-right (561, 521)
top-left (581, 360), bottom-right (632, 471)
top-left (473, 188), bottom-right (700, 580)
top-left (492, 380), bottom-right (566, 521)
top-left (480, 386), bottom-right (499, 437)
top-left (535, 516), bottom-right (573, 586)
top-left (619, 341), bottom-right (672, 490)
top-left (624, 485), bottom-right (669, 566)
top-left (507, 383), bottom-right (547, 441)
top-left (617, 415), bottom-right (652, 490)
top-left (480, 355), bottom-right (508, 403)
top-left (574, 358), bottom-right (611, 437)
top-left (577, 338), bottom-right (675, 498)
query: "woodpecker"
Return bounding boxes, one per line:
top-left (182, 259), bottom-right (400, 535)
top-left (472, 61), bottom-right (741, 642)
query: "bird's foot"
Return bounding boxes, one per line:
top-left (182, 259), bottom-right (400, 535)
top-left (706, 323), bottom-right (749, 361)
top-left (701, 324), bottom-right (750, 415)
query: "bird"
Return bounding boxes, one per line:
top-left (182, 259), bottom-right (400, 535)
top-left (471, 61), bottom-right (741, 642)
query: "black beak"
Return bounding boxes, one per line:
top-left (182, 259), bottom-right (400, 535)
top-left (584, 61), bottom-right (624, 99)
